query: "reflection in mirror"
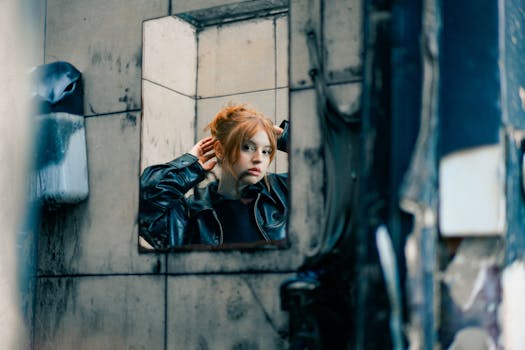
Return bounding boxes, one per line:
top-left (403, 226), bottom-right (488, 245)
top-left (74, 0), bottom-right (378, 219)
top-left (139, 3), bottom-right (289, 252)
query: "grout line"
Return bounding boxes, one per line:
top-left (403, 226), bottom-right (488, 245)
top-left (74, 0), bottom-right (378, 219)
top-left (43, 0), bottom-right (47, 63)
top-left (289, 78), bottom-right (364, 93)
top-left (194, 26), bottom-right (199, 144)
top-left (198, 86), bottom-right (289, 100)
top-left (142, 78), bottom-right (195, 99)
top-left (165, 269), bottom-right (297, 277)
top-left (85, 109), bottom-right (142, 118)
top-left (163, 261), bottom-right (168, 350)
top-left (274, 16), bottom-right (278, 173)
top-left (36, 269), bottom-right (297, 279)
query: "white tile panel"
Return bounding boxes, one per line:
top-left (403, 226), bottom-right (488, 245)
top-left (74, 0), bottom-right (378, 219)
top-left (141, 80), bottom-right (196, 171)
top-left (276, 15), bottom-right (289, 88)
top-left (143, 16), bottom-right (197, 96)
top-left (197, 17), bottom-right (275, 97)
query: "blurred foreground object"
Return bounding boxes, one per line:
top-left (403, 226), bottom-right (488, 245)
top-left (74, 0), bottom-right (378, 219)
top-left (0, 0), bottom-right (34, 348)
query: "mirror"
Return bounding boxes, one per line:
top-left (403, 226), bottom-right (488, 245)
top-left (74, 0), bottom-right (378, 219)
top-left (139, 1), bottom-right (289, 252)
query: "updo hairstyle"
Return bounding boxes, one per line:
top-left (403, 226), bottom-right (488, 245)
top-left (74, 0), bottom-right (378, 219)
top-left (207, 103), bottom-right (277, 176)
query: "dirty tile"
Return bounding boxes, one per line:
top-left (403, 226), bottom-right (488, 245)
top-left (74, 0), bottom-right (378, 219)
top-left (288, 88), bottom-right (325, 251)
top-left (141, 80), bottom-right (196, 171)
top-left (34, 276), bottom-right (165, 350)
top-left (172, 0), bottom-right (253, 14)
top-left (324, 0), bottom-right (362, 84)
top-left (195, 90), bottom-right (276, 140)
top-left (197, 17), bottom-right (275, 97)
top-left (289, 0), bottom-right (321, 89)
top-left (166, 274), bottom-right (292, 350)
top-left (38, 112), bottom-right (164, 275)
top-left (143, 16), bottom-right (197, 96)
top-left (45, 0), bottom-right (168, 116)
top-left (276, 14), bottom-right (289, 88)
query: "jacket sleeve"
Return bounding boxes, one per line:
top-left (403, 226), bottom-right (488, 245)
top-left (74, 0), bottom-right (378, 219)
top-left (277, 120), bottom-right (289, 153)
top-left (139, 153), bottom-right (206, 250)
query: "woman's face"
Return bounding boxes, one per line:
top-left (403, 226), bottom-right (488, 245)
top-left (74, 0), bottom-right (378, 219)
top-left (231, 128), bottom-right (272, 186)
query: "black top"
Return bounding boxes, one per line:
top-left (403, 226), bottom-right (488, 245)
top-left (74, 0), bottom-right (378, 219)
top-left (214, 199), bottom-right (263, 243)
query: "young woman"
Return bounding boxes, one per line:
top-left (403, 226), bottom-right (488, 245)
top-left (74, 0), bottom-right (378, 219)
top-left (139, 103), bottom-right (289, 250)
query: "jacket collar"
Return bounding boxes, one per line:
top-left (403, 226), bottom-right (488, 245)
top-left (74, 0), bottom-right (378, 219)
top-left (201, 178), bottom-right (275, 207)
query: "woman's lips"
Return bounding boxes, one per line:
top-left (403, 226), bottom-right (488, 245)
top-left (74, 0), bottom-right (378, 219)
top-left (246, 168), bottom-right (261, 176)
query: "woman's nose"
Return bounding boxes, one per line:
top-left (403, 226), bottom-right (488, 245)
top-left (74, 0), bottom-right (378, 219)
top-left (252, 151), bottom-right (262, 163)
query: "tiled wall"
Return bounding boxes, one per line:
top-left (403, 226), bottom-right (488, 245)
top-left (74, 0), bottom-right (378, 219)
top-left (141, 16), bottom-right (196, 171)
top-left (34, 0), bottom-right (362, 349)
top-left (36, 1), bottom-right (169, 348)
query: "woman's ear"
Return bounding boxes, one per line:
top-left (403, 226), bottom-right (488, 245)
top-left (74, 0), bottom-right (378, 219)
top-left (214, 141), bottom-right (224, 161)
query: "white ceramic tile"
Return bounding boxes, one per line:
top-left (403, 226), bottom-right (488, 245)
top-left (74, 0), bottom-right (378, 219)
top-left (37, 112), bottom-right (165, 275)
top-left (34, 276), bottom-right (165, 349)
top-left (45, 0), bottom-right (168, 116)
top-left (141, 80), bottom-right (196, 171)
top-left (143, 16), bottom-right (197, 96)
top-left (167, 274), bottom-right (291, 349)
top-left (439, 144), bottom-right (505, 236)
top-left (197, 17), bottom-right (275, 97)
top-left (276, 15), bottom-right (289, 88)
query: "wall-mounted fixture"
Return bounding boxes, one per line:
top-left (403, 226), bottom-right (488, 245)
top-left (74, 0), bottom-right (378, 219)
top-left (29, 61), bottom-right (89, 205)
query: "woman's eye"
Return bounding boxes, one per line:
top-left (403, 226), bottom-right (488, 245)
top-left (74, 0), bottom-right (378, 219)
top-left (263, 149), bottom-right (272, 155)
top-left (242, 144), bottom-right (255, 152)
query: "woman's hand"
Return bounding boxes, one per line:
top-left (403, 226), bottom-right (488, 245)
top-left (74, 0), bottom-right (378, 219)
top-left (273, 124), bottom-right (284, 137)
top-left (189, 136), bottom-right (217, 171)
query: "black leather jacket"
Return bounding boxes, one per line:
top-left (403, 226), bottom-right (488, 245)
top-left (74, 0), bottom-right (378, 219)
top-left (139, 122), bottom-right (289, 251)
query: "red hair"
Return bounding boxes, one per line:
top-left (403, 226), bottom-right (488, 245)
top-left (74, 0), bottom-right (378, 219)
top-left (207, 102), bottom-right (277, 177)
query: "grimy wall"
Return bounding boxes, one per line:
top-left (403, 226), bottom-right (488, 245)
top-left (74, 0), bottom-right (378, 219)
top-left (33, 1), bottom-right (362, 349)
